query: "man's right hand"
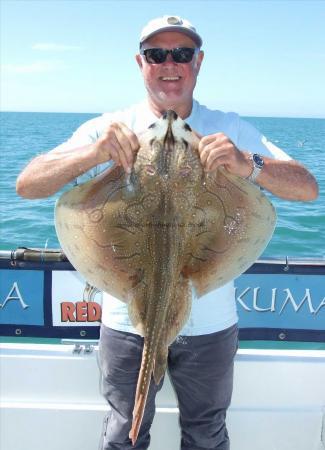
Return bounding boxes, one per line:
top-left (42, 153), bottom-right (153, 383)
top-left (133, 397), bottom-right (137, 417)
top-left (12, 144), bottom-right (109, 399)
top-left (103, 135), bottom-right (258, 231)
top-left (93, 122), bottom-right (140, 173)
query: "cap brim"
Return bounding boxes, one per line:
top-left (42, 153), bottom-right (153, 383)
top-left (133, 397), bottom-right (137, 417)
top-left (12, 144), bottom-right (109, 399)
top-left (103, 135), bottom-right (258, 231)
top-left (140, 26), bottom-right (202, 48)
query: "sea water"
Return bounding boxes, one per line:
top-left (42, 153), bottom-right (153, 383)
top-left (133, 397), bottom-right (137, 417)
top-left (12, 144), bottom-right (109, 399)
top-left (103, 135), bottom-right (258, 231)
top-left (1, 111), bottom-right (324, 259)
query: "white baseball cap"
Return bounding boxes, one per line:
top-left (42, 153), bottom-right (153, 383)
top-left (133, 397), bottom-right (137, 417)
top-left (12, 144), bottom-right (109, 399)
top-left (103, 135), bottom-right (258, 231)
top-left (140, 15), bottom-right (203, 48)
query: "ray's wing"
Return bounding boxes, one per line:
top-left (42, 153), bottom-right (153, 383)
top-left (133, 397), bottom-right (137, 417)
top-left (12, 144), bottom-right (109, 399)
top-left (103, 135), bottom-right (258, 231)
top-left (183, 167), bottom-right (276, 297)
top-left (55, 165), bottom-right (152, 302)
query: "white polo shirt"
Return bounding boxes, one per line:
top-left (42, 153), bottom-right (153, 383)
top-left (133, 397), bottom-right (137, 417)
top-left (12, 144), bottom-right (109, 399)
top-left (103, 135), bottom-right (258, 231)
top-left (53, 99), bottom-right (291, 336)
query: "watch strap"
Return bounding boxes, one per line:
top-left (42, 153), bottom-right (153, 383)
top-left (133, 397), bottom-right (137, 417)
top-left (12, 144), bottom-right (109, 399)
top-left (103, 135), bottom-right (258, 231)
top-left (247, 153), bottom-right (264, 183)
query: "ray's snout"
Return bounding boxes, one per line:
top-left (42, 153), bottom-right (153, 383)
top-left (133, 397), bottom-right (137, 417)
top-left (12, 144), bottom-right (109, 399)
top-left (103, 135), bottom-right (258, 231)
top-left (162, 110), bottom-right (178, 122)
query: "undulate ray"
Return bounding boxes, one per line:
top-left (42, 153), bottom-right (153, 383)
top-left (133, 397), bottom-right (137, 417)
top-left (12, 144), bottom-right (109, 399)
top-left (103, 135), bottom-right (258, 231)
top-left (55, 110), bottom-right (276, 444)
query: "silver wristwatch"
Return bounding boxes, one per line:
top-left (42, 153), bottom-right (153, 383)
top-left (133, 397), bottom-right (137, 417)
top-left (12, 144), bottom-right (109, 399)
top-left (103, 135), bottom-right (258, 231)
top-left (247, 153), bottom-right (264, 183)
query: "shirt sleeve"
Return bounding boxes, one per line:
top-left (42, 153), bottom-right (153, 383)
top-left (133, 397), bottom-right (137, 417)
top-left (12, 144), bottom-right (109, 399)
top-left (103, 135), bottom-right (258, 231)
top-left (237, 118), bottom-right (292, 161)
top-left (50, 118), bottom-right (100, 153)
top-left (48, 116), bottom-right (113, 185)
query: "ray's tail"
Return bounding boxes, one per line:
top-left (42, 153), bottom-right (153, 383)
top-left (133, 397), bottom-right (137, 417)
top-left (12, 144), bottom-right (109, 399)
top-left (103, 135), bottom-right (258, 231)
top-left (129, 338), bottom-right (157, 446)
top-left (127, 273), bottom-right (190, 445)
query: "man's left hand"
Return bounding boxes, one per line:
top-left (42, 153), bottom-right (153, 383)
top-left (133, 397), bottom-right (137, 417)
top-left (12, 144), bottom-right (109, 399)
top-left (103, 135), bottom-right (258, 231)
top-left (198, 132), bottom-right (252, 178)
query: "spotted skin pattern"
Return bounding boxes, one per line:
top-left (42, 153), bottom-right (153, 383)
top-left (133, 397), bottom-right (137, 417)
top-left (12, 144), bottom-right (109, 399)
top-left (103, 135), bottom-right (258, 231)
top-left (55, 111), bottom-right (276, 444)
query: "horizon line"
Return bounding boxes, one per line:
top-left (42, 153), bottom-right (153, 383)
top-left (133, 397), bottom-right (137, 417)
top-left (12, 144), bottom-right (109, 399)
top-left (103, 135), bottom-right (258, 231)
top-left (1, 110), bottom-right (324, 120)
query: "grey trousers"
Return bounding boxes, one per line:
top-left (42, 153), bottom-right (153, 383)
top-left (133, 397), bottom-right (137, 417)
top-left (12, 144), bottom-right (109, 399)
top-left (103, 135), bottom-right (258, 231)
top-left (98, 323), bottom-right (238, 450)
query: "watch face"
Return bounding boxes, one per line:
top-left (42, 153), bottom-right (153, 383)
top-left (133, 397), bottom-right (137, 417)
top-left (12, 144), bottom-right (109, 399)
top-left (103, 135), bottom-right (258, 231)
top-left (253, 154), bottom-right (264, 168)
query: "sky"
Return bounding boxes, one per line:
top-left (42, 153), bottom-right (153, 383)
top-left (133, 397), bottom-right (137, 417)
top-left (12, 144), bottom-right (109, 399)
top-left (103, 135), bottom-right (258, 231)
top-left (1, 0), bottom-right (325, 118)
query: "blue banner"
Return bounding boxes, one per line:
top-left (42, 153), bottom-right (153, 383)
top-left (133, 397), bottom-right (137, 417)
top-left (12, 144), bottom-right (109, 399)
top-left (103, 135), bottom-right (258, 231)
top-left (0, 259), bottom-right (324, 341)
top-left (235, 274), bottom-right (325, 331)
top-left (0, 269), bottom-right (44, 325)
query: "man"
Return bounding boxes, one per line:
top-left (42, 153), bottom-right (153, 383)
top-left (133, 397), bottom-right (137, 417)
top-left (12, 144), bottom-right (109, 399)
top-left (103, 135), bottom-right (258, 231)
top-left (17, 15), bottom-right (318, 450)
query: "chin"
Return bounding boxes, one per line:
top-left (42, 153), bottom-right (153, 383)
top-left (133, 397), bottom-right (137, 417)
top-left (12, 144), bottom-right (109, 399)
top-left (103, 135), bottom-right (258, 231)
top-left (156, 91), bottom-right (186, 106)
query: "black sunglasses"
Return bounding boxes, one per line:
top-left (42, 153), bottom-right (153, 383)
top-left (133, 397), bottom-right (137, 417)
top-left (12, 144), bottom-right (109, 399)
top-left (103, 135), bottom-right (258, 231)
top-left (140, 47), bottom-right (198, 64)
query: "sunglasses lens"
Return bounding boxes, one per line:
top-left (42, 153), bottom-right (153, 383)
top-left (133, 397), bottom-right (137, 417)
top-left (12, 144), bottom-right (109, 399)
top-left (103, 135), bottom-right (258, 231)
top-left (144, 48), bottom-right (168, 64)
top-left (143, 48), bottom-right (197, 64)
top-left (172, 48), bottom-right (195, 63)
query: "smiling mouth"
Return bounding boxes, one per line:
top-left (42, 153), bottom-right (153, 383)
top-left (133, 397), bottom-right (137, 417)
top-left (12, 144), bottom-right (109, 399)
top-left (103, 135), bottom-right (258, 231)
top-left (160, 76), bottom-right (181, 81)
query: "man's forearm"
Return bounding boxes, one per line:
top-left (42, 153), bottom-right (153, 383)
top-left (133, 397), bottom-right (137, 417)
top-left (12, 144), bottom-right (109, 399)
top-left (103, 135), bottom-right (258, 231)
top-left (254, 157), bottom-right (319, 201)
top-left (16, 144), bottom-right (100, 199)
top-left (16, 122), bottom-right (140, 200)
top-left (198, 134), bottom-right (318, 202)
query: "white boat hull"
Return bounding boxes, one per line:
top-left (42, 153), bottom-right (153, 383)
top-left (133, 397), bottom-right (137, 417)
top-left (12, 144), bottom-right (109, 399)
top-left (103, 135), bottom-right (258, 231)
top-left (1, 342), bottom-right (324, 450)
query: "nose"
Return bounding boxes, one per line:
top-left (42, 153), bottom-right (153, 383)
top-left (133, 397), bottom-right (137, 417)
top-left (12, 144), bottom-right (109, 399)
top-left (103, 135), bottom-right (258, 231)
top-left (162, 110), bottom-right (178, 121)
top-left (165, 51), bottom-right (177, 64)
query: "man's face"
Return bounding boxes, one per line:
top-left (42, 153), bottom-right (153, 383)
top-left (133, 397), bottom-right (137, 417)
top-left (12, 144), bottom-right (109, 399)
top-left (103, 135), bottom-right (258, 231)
top-left (136, 31), bottom-right (204, 113)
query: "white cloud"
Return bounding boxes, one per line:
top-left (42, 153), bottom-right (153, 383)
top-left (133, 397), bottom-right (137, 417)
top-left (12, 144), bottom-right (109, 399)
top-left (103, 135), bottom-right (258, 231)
top-left (32, 43), bottom-right (81, 52)
top-left (2, 60), bottom-right (65, 74)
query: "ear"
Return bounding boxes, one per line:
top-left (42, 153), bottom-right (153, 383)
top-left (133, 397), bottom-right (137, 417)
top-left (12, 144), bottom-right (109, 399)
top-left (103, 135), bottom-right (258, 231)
top-left (135, 54), bottom-right (143, 70)
top-left (194, 50), bottom-right (204, 73)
